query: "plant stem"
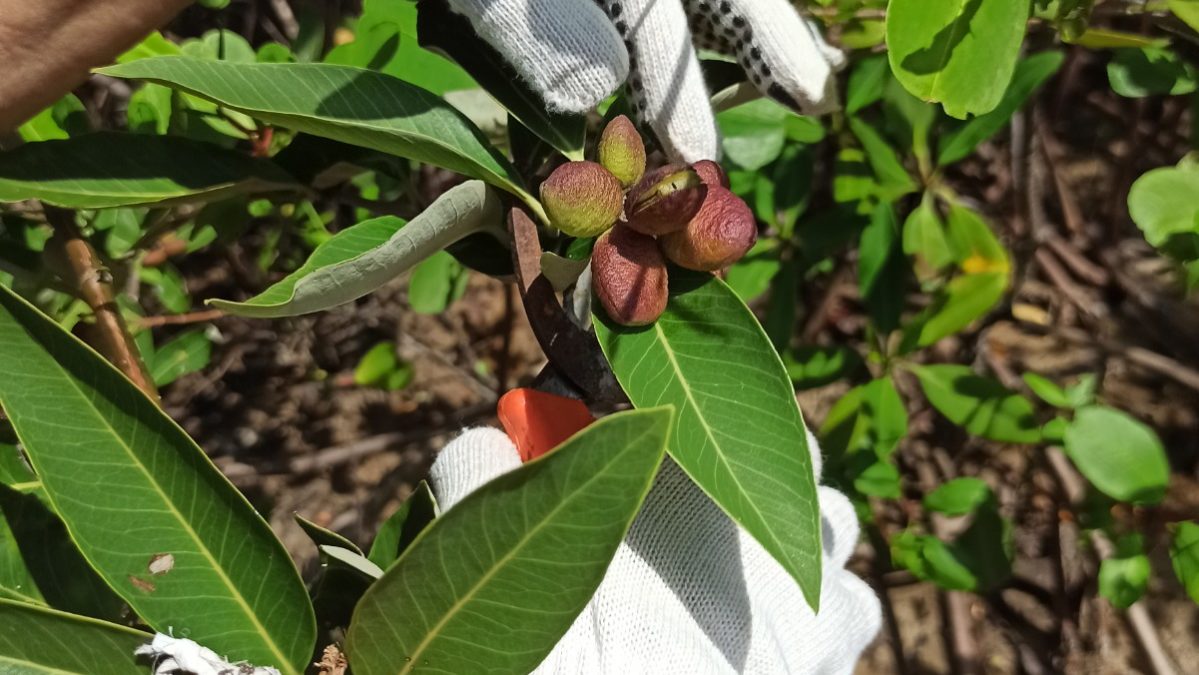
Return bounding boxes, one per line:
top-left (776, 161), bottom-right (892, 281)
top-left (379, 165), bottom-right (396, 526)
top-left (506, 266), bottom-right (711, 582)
top-left (43, 206), bottom-right (158, 400)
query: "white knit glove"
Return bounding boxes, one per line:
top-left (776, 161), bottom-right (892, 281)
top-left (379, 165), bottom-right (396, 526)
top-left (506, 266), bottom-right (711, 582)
top-left (443, 0), bottom-right (845, 162)
top-left (429, 425), bottom-right (881, 674)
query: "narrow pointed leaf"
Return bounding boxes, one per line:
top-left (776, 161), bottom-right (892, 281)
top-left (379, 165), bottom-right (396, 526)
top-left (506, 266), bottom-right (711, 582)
top-left (0, 600), bottom-right (150, 674)
top-left (0, 286), bottom-right (315, 674)
top-left (347, 407), bottom-right (672, 675)
top-left (295, 514), bottom-right (362, 555)
top-left (595, 272), bottom-right (823, 610)
top-left (0, 132), bottom-right (297, 208)
top-left (98, 57), bottom-right (533, 205)
top-left (211, 180), bottom-right (502, 317)
top-left (367, 480), bottom-right (437, 570)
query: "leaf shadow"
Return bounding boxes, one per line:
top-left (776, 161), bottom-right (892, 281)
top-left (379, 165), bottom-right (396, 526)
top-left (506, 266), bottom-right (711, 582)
top-left (900, 0), bottom-right (983, 76)
top-left (0, 484), bottom-right (125, 619)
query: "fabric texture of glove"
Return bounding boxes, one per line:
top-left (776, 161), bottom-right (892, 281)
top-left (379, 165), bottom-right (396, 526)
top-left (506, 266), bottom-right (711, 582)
top-left (442, 0), bottom-right (844, 163)
top-left (428, 424), bottom-right (881, 674)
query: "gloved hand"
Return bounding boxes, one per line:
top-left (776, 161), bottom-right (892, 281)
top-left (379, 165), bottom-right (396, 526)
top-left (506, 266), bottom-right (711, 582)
top-left (429, 419), bottom-right (881, 673)
top-left (443, 0), bottom-right (845, 163)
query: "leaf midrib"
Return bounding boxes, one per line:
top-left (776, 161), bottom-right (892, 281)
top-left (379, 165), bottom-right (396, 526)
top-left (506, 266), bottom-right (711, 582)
top-left (0, 654), bottom-right (83, 675)
top-left (397, 424), bottom-right (658, 673)
top-left (650, 321), bottom-right (791, 565)
top-left (118, 61), bottom-right (520, 192)
top-left (4, 351), bottom-right (296, 673)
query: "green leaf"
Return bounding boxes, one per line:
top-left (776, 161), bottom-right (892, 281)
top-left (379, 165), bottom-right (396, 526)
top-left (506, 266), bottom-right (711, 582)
top-left (140, 265), bottom-right (191, 314)
top-left (325, 0), bottom-right (475, 94)
top-left (17, 95), bottom-right (87, 142)
top-left (945, 202), bottom-right (1009, 267)
top-left (0, 600), bottom-right (151, 674)
top-left (1063, 406), bottom-right (1169, 504)
top-left (910, 364), bottom-right (1041, 443)
top-left (595, 272), bottom-right (823, 609)
top-left (924, 477), bottom-right (991, 515)
top-left (346, 407), bottom-right (672, 675)
top-left (211, 181), bottom-right (502, 318)
top-left (784, 345), bottom-right (863, 390)
top-left (0, 492), bottom-right (42, 606)
top-left (98, 58), bottom-right (533, 205)
top-left (1023, 372), bottom-right (1071, 408)
top-left (1099, 536), bottom-right (1150, 609)
top-left (821, 377), bottom-right (908, 460)
top-left (855, 460), bottom-right (902, 498)
top-left (1108, 46), bottom-right (1198, 98)
top-left (0, 133), bottom-right (297, 209)
top-left (1042, 416), bottom-right (1069, 443)
top-left (147, 329), bottom-right (212, 387)
top-left (417, 0), bottom-right (586, 159)
top-left (764, 257), bottom-right (799, 352)
top-left (883, 77), bottom-right (937, 165)
top-left (0, 285), bottom-right (315, 674)
top-left (367, 480), bottom-right (437, 570)
top-left (908, 271), bottom-right (1006, 348)
top-left (903, 192), bottom-right (954, 278)
top-left (717, 99), bottom-right (790, 170)
top-left (860, 204), bottom-right (907, 333)
top-left (1068, 29), bottom-right (1165, 50)
top-left (1064, 373), bottom-right (1097, 408)
top-left (1169, 521), bottom-right (1199, 604)
top-left (938, 51), bottom-right (1064, 166)
top-left (891, 531), bottom-right (975, 590)
top-left (1170, 0), bottom-right (1199, 32)
top-left (0, 483), bottom-right (126, 619)
top-left (116, 31), bottom-right (181, 64)
top-left (321, 545), bottom-right (385, 580)
top-left (846, 54), bottom-right (890, 115)
top-left (886, 0), bottom-right (1031, 118)
top-left (1128, 166), bottom-right (1199, 248)
top-left (354, 341), bottom-right (400, 387)
top-left (408, 250), bottom-right (465, 314)
top-left (296, 514), bottom-right (363, 555)
top-left (725, 240), bottom-right (780, 302)
top-left (848, 117), bottom-right (918, 198)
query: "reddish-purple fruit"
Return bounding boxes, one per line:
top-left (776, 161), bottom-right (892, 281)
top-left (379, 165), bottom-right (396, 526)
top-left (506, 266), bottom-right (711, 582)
top-left (691, 159), bottom-right (729, 188)
top-left (540, 160), bottom-right (623, 237)
top-left (592, 224), bottom-right (669, 326)
top-left (597, 115), bottom-right (646, 187)
top-left (659, 186), bottom-right (757, 271)
top-left (624, 164), bottom-right (707, 236)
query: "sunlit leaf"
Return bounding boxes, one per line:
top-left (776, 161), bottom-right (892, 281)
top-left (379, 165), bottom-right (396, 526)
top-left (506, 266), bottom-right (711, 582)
top-left (0, 286), bottom-right (315, 674)
top-left (596, 272), bottom-right (822, 609)
top-left (347, 408), bottom-right (672, 674)
top-left (1063, 406), bottom-right (1169, 504)
top-left (887, 0), bottom-right (1030, 118)
top-left (910, 364), bottom-right (1041, 443)
top-left (99, 58), bottom-right (534, 206)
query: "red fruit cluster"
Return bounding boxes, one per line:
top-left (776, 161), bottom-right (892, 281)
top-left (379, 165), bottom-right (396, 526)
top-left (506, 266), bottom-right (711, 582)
top-left (539, 117), bottom-right (757, 327)
top-left (595, 160), bottom-right (756, 326)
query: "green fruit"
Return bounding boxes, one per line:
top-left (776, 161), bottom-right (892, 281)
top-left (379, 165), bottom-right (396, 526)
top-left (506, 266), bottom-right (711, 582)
top-left (597, 115), bottom-right (646, 187)
top-left (540, 161), bottom-right (623, 237)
